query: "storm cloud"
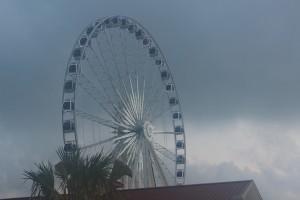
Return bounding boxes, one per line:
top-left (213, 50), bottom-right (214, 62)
top-left (0, 0), bottom-right (300, 199)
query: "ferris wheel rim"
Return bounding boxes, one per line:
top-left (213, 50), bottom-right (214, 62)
top-left (62, 15), bottom-right (186, 187)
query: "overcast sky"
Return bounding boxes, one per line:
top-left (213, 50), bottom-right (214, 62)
top-left (0, 0), bottom-right (300, 199)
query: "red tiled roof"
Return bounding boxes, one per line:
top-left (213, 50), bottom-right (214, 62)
top-left (1, 180), bottom-right (262, 200)
top-left (122, 180), bottom-right (253, 200)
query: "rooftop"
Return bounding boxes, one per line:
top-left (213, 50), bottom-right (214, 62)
top-left (2, 180), bottom-right (263, 200)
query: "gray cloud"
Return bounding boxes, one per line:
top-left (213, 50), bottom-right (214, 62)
top-left (187, 161), bottom-right (300, 200)
top-left (0, 0), bottom-right (299, 199)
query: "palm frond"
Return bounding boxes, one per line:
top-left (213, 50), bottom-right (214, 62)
top-left (110, 159), bottom-right (132, 182)
top-left (23, 161), bottom-right (58, 199)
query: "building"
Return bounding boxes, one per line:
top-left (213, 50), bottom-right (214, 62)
top-left (1, 180), bottom-right (263, 200)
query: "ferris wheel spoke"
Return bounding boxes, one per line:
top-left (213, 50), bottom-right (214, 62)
top-left (78, 73), bottom-right (128, 121)
top-left (76, 110), bottom-right (116, 129)
top-left (103, 29), bottom-right (128, 90)
top-left (114, 132), bottom-right (136, 142)
top-left (77, 74), bottom-right (118, 117)
top-left (144, 77), bottom-right (160, 100)
top-left (128, 151), bottom-right (140, 188)
top-left (146, 153), bottom-right (156, 187)
top-left (115, 30), bottom-right (139, 72)
top-left (75, 109), bottom-right (133, 131)
top-left (87, 46), bottom-right (111, 80)
top-left (96, 29), bottom-right (151, 106)
top-left (152, 131), bottom-right (175, 135)
top-left (111, 74), bottom-right (146, 125)
top-left (155, 153), bottom-right (176, 183)
top-left (143, 89), bottom-right (168, 121)
top-left (80, 135), bottom-right (118, 150)
top-left (147, 140), bottom-right (169, 186)
top-left (85, 45), bottom-right (107, 74)
top-left (94, 33), bottom-right (125, 91)
top-left (114, 135), bottom-right (137, 157)
top-left (141, 139), bottom-right (156, 187)
top-left (122, 77), bottom-right (140, 121)
top-left (128, 143), bottom-right (139, 167)
top-left (147, 78), bottom-right (166, 100)
top-left (88, 44), bottom-right (121, 99)
top-left (153, 142), bottom-right (176, 162)
top-left (88, 43), bottom-right (141, 118)
top-left (129, 75), bottom-right (142, 120)
top-left (83, 57), bottom-right (115, 102)
top-left (77, 72), bottom-right (110, 103)
top-left (110, 141), bottom-right (124, 159)
top-left (114, 83), bottom-right (139, 124)
top-left (112, 139), bottom-right (139, 172)
top-left (119, 34), bottom-right (149, 79)
top-left (118, 31), bottom-right (148, 86)
top-left (118, 28), bottom-right (131, 78)
top-left (82, 55), bottom-right (105, 76)
top-left (148, 106), bottom-right (172, 123)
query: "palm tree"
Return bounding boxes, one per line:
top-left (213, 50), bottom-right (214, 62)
top-left (23, 162), bottom-right (59, 200)
top-left (24, 148), bottom-right (132, 200)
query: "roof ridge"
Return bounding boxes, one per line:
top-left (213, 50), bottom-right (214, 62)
top-left (240, 180), bottom-right (254, 197)
top-left (122, 180), bottom-right (254, 192)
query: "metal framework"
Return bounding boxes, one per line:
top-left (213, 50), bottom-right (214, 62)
top-left (62, 16), bottom-right (186, 188)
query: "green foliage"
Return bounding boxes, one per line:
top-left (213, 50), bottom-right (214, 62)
top-left (110, 160), bottom-right (132, 183)
top-left (23, 147), bottom-right (132, 200)
top-left (23, 161), bottom-right (58, 200)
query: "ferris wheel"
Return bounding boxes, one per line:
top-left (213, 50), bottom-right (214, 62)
top-left (62, 16), bottom-right (186, 188)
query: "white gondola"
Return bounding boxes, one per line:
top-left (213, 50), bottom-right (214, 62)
top-left (63, 120), bottom-right (75, 133)
top-left (176, 155), bottom-right (185, 164)
top-left (166, 83), bottom-right (175, 91)
top-left (64, 80), bottom-right (76, 93)
top-left (176, 170), bottom-right (184, 177)
top-left (68, 64), bottom-right (78, 74)
top-left (173, 112), bottom-right (182, 119)
top-left (135, 29), bottom-right (145, 40)
top-left (174, 125), bottom-right (184, 133)
top-left (149, 46), bottom-right (158, 57)
top-left (169, 97), bottom-right (178, 105)
top-left (72, 47), bottom-right (82, 60)
top-left (176, 141), bottom-right (185, 149)
top-left (63, 99), bottom-right (74, 111)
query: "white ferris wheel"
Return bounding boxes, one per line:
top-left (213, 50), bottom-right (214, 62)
top-left (62, 16), bottom-right (186, 189)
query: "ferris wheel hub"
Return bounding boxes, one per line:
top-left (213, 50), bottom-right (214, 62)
top-left (132, 120), bottom-right (153, 139)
